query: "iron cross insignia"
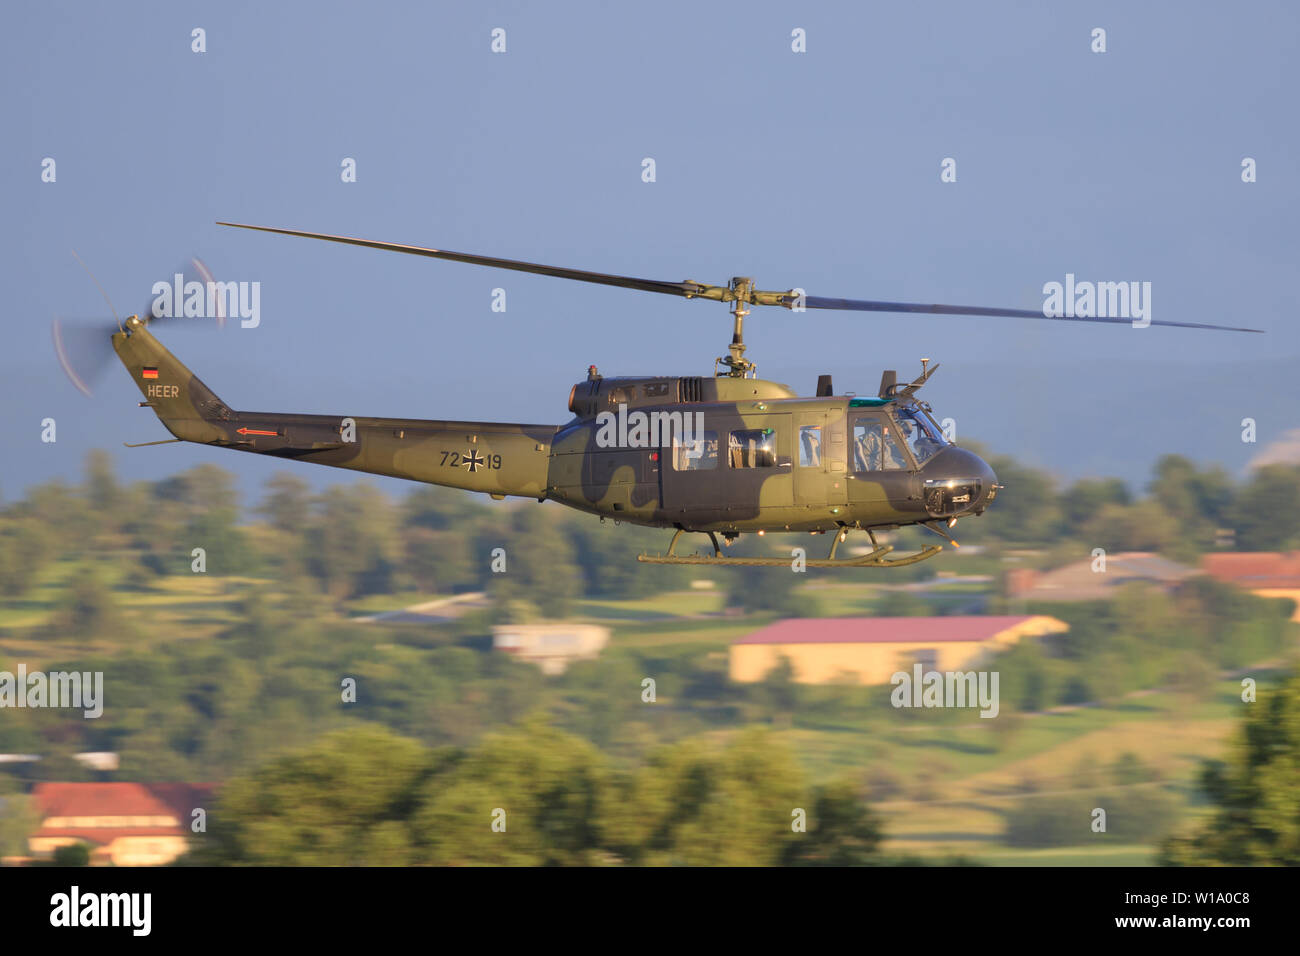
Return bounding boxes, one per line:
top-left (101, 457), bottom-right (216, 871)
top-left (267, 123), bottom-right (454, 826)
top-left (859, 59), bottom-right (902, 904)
top-left (463, 449), bottom-right (485, 473)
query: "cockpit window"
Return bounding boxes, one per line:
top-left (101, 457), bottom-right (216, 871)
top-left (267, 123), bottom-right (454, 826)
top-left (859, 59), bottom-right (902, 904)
top-left (798, 425), bottom-right (822, 467)
top-left (673, 431), bottom-right (718, 470)
top-left (852, 420), bottom-right (908, 471)
top-left (896, 406), bottom-right (947, 465)
top-left (729, 428), bottom-right (777, 468)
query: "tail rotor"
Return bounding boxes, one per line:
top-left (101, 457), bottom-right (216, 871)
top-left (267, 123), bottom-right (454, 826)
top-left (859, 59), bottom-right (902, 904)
top-left (52, 254), bottom-right (226, 397)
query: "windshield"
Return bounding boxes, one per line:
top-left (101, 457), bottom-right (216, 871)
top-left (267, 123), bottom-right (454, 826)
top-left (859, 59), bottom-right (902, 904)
top-left (895, 405), bottom-right (948, 465)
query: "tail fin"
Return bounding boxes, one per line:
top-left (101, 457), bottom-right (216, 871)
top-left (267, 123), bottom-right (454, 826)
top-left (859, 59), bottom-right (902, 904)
top-left (112, 316), bottom-right (231, 442)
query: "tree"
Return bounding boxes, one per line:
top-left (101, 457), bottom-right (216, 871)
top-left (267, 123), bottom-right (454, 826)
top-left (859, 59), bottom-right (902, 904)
top-left (1161, 672), bottom-right (1300, 865)
top-left (258, 472), bottom-right (312, 533)
top-left (403, 484), bottom-right (485, 532)
top-left (0, 783), bottom-right (36, 858)
top-left (150, 463), bottom-right (251, 575)
top-left (52, 843), bottom-right (90, 867)
top-left (1060, 476), bottom-right (1130, 530)
top-left (46, 569), bottom-right (120, 641)
top-left (984, 456), bottom-right (1059, 543)
top-left (0, 518), bottom-right (46, 598)
top-left (196, 724), bottom-right (436, 866)
top-left (153, 463), bottom-right (239, 513)
top-left (404, 526), bottom-right (474, 594)
top-left (755, 655), bottom-right (800, 726)
top-left (486, 508), bottom-right (580, 618)
top-left (21, 481), bottom-right (89, 555)
top-left (1232, 465), bottom-right (1300, 550)
top-left (415, 717), bottom-right (609, 865)
top-left (606, 728), bottom-right (806, 866)
top-left (724, 564), bottom-right (820, 617)
top-left (83, 449), bottom-right (119, 510)
top-left (304, 484), bottom-right (400, 599)
top-left (567, 520), bottom-right (692, 599)
top-left (782, 778), bottom-right (882, 865)
top-left (185, 507), bottom-right (254, 577)
top-left (1081, 500), bottom-right (1179, 553)
top-left (1149, 455), bottom-right (1231, 528)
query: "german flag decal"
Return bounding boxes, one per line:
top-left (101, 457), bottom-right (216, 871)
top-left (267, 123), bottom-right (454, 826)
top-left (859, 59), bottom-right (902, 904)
top-left (141, 366), bottom-right (159, 379)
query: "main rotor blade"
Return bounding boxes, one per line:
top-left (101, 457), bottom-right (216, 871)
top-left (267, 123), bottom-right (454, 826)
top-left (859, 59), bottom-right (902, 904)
top-left (217, 222), bottom-right (1263, 333)
top-left (798, 294), bottom-right (1264, 333)
top-left (217, 222), bottom-right (710, 299)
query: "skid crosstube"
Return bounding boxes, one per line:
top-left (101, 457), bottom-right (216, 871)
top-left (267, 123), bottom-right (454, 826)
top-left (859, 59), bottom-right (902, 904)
top-left (636, 529), bottom-right (943, 568)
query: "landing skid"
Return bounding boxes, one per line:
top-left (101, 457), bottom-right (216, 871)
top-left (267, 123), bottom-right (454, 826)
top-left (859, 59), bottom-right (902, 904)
top-left (636, 529), bottom-right (943, 568)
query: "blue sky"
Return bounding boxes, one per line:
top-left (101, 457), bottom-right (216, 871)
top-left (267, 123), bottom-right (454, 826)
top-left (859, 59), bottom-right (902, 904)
top-left (3, 0), bottom-right (1298, 503)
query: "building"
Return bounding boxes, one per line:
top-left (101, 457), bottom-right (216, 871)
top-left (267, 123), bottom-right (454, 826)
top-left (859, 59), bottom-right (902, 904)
top-left (730, 615), bottom-right (1069, 686)
top-left (27, 782), bottom-right (214, 866)
top-left (1201, 552), bottom-right (1300, 622)
top-left (0, 752), bottom-right (119, 771)
top-left (1005, 552), bottom-right (1197, 602)
top-left (492, 623), bottom-right (610, 675)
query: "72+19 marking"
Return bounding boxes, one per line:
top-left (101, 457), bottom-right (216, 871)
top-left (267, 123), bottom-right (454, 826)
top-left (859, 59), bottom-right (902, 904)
top-left (441, 450), bottom-right (501, 473)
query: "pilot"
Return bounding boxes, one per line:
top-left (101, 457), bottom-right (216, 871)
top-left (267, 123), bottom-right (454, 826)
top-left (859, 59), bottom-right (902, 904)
top-left (802, 428), bottom-right (822, 467)
top-left (913, 427), bottom-right (941, 461)
top-left (729, 435), bottom-right (746, 469)
top-left (852, 437), bottom-right (868, 472)
top-left (881, 426), bottom-right (908, 469)
top-left (855, 428), bottom-right (878, 471)
top-left (857, 425), bottom-right (905, 471)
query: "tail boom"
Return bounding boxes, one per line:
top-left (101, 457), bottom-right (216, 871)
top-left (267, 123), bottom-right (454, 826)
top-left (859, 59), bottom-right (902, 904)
top-left (113, 317), bottom-right (554, 497)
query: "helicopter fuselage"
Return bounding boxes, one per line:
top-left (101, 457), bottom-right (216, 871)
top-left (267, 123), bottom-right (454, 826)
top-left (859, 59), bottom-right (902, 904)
top-left (550, 373), bottom-right (997, 534)
top-left (114, 318), bottom-right (996, 542)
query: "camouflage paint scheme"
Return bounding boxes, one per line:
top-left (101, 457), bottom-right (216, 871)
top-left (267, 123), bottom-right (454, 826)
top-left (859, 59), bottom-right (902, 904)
top-left (114, 316), bottom-right (997, 538)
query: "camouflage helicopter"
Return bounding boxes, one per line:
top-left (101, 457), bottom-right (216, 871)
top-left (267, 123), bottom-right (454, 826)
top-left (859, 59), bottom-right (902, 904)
top-left (60, 223), bottom-right (1261, 568)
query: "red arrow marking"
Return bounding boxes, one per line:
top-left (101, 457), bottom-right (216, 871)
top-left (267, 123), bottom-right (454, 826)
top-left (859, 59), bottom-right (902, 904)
top-left (236, 427), bottom-right (279, 437)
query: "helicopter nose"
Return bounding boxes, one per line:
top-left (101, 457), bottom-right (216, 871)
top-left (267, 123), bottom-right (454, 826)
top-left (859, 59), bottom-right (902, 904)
top-left (920, 446), bottom-right (998, 518)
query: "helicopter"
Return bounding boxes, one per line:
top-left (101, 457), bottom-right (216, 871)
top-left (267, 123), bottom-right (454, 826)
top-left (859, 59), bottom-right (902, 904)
top-left (61, 222), bottom-right (1263, 569)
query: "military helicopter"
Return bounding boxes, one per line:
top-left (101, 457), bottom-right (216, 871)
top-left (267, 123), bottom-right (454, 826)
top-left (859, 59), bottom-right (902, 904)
top-left (60, 223), bottom-right (1262, 568)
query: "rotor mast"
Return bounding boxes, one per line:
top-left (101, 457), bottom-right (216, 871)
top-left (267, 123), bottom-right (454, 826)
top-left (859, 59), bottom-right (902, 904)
top-left (719, 276), bottom-right (756, 378)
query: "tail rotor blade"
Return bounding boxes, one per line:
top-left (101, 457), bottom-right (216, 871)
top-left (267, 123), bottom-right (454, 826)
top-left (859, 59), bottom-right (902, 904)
top-left (53, 252), bottom-right (230, 398)
top-left (144, 256), bottom-right (228, 328)
top-left (52, 316), bottom-right (117, 397)
top-left (71, 248), bottom-right (122, 332)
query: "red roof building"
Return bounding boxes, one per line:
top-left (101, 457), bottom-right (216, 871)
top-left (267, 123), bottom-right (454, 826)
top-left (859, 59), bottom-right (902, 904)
top-left (1201, 552), bottom-right (1300, 621)
top-left (1005, 552), bottom-right (1197, 602)
top-left (27, 782), bottom-right (215, 866)
top-left (1201, 551), bottom-right (1300, 588)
